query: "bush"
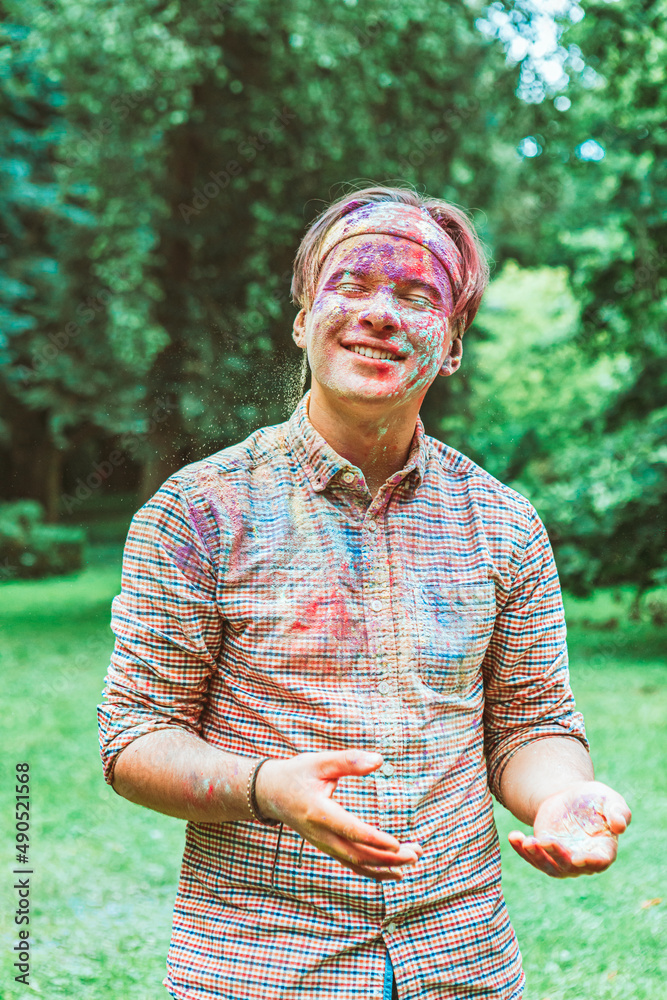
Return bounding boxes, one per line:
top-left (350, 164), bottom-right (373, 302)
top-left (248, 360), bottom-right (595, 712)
top-left (0, 501), bottom-right (86, 580)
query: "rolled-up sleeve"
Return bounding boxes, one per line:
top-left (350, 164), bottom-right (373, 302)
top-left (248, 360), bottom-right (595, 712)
top-left (482, 508), bottom-right (589, 802)
top-left (97, 476), bottom-right (223, 784)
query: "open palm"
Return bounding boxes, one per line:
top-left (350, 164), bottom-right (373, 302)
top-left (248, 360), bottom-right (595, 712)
top-left (508, 780), bottom-right (631, 878)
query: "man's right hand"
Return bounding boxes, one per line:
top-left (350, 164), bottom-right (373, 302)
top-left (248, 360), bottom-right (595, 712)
top-left (254, 750), bottom-right (423, 882)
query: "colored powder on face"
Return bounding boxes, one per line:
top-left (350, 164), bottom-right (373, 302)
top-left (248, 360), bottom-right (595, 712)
top-left (303, 234), bottom-right (455, 406)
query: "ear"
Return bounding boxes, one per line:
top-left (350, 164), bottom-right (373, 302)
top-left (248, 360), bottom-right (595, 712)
top-left (292, 309), bottom-right (307, 349)
top-left (439, 333), bottom-right (463, 377)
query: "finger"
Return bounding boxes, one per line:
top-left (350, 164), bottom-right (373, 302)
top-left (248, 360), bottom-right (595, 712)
top-left (596, 788), bottom-right (632, 832)
top-left (537, 836), bottom-right (617, 875)
top-left (531, 835), bottom-right (574, 861)
top-left (571, 840), bottom-right (618, 870)
top-left (313, 749), bottom-right (384, 781)
top-left (509, 839), bottom-right (558, 875)
top-left (309, 830), bottom-right (412, 878)
top-left (508, 833), bottom-right (565, 877)
top-left (339, 859), bottom-right (405, 882)
top-left (507, 830), bottom-right (532, 854)
top-left (524, 841), bottom-right (562, 874)
top-left (538, 835), bottom-right (616, 864)
top-left (404, 840), bottom-right (425, 858)
top-left (324, 830), bottom-right (421, 870)
top-left (508, 832), bottom-right (539, 865)
top-left (307, 796), bottom-right (405, 853)
top-left (571, 856), bottom-right (616, 874)
top-left (606, 807), bottom-right (631, 834)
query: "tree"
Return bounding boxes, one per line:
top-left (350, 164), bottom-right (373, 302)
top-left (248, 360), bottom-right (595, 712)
top-left (463, 0), bottom-right (667, 593)
top-left (2, 0), bottom-right (663, 593)
top-left (2, 0), bottom-right (522, 504)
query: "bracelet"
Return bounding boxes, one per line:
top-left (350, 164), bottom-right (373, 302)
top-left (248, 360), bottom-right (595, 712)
top-left (246, 758), bottom-right (280, 827)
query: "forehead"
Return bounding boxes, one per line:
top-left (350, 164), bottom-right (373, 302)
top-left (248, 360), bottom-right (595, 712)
top-left (319, 233), bottom-right (451, 290)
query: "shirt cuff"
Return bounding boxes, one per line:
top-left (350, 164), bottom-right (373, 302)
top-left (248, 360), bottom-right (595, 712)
top-left (97, 704), bottom-right (200, 786)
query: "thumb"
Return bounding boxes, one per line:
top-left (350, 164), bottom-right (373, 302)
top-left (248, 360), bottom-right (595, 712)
top-left (314, 749), bottom-right (383, 780)
top-left (605, 801), bottom-right (631, 835)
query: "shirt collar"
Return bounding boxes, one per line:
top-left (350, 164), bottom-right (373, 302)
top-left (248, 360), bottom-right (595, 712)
top-left (287, 391), bottom-right (428, 496)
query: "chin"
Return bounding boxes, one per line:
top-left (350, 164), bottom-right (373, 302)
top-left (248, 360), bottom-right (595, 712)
top-left (325, 377), bottom-right (408, 406)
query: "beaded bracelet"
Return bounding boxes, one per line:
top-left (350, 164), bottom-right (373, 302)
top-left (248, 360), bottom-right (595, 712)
top-left (246, 758), bottom-right (280, 827)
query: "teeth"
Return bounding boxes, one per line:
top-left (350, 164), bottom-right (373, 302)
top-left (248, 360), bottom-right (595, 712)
top-left (349, 345), bottom-right (396, 360)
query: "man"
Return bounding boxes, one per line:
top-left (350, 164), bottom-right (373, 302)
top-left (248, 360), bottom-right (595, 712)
top-left (98, 186), bottom-right (631, 1000)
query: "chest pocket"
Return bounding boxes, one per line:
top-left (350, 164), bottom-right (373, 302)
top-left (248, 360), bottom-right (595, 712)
top-left (414, 579), bottom-right (496, 696)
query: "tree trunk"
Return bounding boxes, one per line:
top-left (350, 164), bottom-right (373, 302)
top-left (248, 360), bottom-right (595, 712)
top-left (1, 397), bottom-right (65, 520)
top-left (41, 444), bottom-right (63, 522)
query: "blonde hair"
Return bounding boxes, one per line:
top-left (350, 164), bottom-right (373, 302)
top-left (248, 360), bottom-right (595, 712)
top-left (291, 185), bottom-right (489, 334)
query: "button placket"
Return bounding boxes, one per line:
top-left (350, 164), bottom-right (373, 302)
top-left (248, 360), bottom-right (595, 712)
top-left (363, 512), bottom-right (404, 833)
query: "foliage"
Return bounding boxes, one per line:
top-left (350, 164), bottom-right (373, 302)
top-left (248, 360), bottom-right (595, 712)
top-left (0, 0), bottom-right (664, 589)
top-left (0, 0), bottom-right (518, 492)
top-left (0, 498), bottom-right (85, 578)
top-left (455, 0), bottom-right (667, 591)
top-left (442, 262), bottom-right (665, 594)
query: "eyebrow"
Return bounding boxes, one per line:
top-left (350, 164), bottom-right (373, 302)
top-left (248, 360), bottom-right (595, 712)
top-left (326, 268), bottom-right (444, 302)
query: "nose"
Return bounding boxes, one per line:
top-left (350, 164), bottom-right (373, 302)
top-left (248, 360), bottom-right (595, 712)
top-left (358, 292), bottom-right (401, 334)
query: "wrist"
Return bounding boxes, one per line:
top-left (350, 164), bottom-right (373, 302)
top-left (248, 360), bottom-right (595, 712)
top-left (499, 738), bottom-right (594, 826)
top-left (251, 758), bottom-right (282, 824)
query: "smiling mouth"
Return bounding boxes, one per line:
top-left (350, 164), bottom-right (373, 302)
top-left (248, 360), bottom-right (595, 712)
top-left (345, 344), bottom-right (403, 361)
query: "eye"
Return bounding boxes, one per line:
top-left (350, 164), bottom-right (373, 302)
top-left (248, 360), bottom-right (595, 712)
top-left (403, 294), bottom-right (435, 307)
top-left (337, 281), bottom-right (366, 293)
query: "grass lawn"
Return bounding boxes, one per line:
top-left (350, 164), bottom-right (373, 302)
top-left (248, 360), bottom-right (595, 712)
top-left (1, 551), bottom-right (665, 999)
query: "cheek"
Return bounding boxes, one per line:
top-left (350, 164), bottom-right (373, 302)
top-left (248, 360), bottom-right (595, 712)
top-left (413, 317), bottom-right (449, 364)
top-left (310, 297), bottom-right (352, 329)
top-left (308, 300), bottom-right (355, 354)
top-left (420, 314), bottom-right (448, 343)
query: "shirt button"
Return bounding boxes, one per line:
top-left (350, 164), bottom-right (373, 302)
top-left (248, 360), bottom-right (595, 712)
top-left (370, 599), bottom-right (382, 612)
top-left (386, 921), bottom-right (398, 934)
top-left (380, 761), bottom-right (395, 777)
top-left (366, 520), bottom-right (377, 532)
top-left (377, 681), bottom-right (390, 695)
top-left (342, 471), bottom-right (355, 484)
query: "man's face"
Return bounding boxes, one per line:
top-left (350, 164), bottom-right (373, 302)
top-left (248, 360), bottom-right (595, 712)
top-left (293, 233), bottom-right (461, 408)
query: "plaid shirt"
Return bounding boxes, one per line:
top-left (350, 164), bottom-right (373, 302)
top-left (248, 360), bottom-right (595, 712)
top-left (98, 392), bottom-right (588, 1000)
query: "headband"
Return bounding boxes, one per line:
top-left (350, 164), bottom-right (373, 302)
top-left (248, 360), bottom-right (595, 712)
top-left (317, 203), bottom-right (464, 291)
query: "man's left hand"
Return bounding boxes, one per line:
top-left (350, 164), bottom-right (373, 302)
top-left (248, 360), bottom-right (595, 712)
top-left (508, 780), bottom-right (631, 878)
